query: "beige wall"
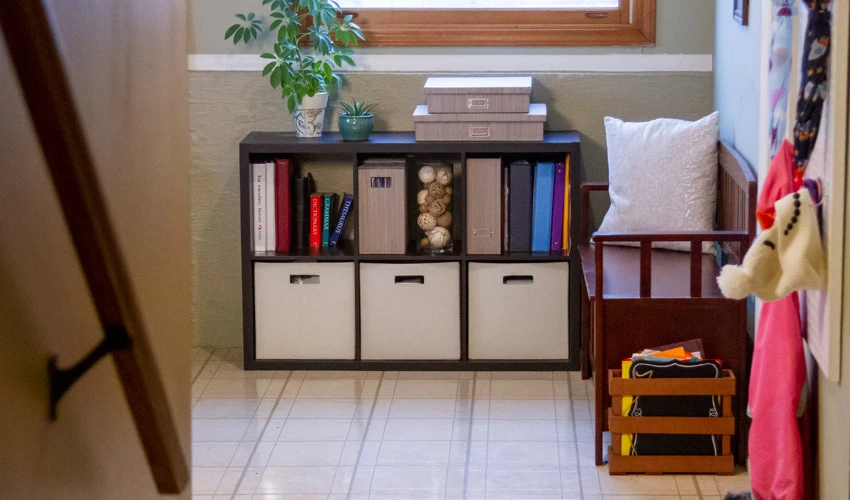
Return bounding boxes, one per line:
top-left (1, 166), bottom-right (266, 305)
top-left (191, 71), bottom-right (714, 347)
top-left (0, 0), bottom-right (191, 498)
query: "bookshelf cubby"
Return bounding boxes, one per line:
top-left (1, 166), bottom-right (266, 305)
top-left (240, 131), bottom-right (581, 370)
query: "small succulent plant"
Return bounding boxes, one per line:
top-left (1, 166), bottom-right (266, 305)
top-left (335, 99), bottom-right (378, 117)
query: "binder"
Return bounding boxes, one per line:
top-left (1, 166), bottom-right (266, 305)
top-left (562, 154), bottom-right (571, 252)
top-left (466, 158), bottom-right (502, 254)
top-left (274, 158), bottom-right (291, 252)
top-left (293, 172), bottom-right (314, 248)
top-left (502, 165), bottom-right (510, 253)
top-left (508, 160), bottom-right (533, 252)
top-left (531, 162), bottom-right (555, 252)
top-left (550, 162), bottom-right (566, 251)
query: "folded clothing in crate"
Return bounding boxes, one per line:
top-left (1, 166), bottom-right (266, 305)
top-left (621, 358), bottom-right (723, 456)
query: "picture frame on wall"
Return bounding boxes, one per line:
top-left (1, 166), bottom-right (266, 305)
top-left (733, 0), bottom-right (749, 26)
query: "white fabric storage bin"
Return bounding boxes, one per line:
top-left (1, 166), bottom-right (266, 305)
top-left (360, 262), bottom-right (461, 360)
top-left (254, 262), bottom-right (355, 359)
top-left (468, 262), bottom-right (569, 360)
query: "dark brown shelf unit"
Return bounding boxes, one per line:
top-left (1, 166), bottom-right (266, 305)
top-left (240, 131), bottom-right (582, 371)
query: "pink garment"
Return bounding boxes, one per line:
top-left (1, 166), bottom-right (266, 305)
top-left (749, 293), bottom-right (806, 500)
top-left (749, 137), bottom-right (806, 499)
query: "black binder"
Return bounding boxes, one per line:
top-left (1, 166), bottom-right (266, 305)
top-left (508, 160), bottom-right (533, 252)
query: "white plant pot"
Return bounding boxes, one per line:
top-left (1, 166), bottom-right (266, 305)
top-left (292, 92), bottom-right (329, 138)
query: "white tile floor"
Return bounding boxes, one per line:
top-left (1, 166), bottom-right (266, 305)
top-left (191, 347), bottom-right (751, 499)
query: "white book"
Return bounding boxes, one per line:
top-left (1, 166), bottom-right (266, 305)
top-left (252, 163), bottom-right (266, 252)
top-left (265, 161), bottom-right (276, 252)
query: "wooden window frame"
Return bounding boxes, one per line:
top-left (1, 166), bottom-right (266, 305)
top-left (344, 0), bottom-right (655, 47)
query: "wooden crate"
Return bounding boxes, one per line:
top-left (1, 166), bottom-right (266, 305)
top-left (607, 368), bottom-right (736, 476)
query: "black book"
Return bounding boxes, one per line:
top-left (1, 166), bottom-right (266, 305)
top-left (508, 160), bottom-right (533, 252)
top-left (292, 172), bottom-right (314, 248)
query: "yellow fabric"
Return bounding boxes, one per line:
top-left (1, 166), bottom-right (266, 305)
top-left (621, 358), bottom-right (633, 456)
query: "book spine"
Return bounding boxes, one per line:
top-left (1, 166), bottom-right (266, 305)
top-left (502, 165), bottom-right (510, 253)
top-left (562, 154), bottom-right (571, 252)
top-left (275, 158), bottom-right (291, 252)
top-left (550, 162), bottom-right (566, 251)
top-left (321, 194), bottom-right (332, 247)
top-left (265, 162), bottom-right (276, 252)
top-left (252, 163), bottom-right (266, 252)
top-left (329, 193), bottom-right (353, 247)
top-left (531, 162), bottom-right (555, 252)
top-left (508, 161), bottom-right (533, 252)
top-left (309, 194), bottom-right (321, 248)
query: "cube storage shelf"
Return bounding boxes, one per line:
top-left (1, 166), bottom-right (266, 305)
top-left (240, 131), bottom-right (582, 370)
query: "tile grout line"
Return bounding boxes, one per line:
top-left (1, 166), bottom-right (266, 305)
top-left (344, 372), bottom-right (383, 500)
top-left (461, 371), bottom-right (478, 499)
top-left (552, 375), bottom-right (565, 499)
top-left (568, 375), bottom-right (586, 500)
top-left (228, 369), bottom-right (293, 498)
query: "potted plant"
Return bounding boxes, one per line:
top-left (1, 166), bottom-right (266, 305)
top-left (336, 99), bottom-right (377, 141)
top-left (225, 1), bottom-right (364, 137)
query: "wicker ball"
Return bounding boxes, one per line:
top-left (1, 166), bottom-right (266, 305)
top-left (428, 183), bottom-right (445, 198)
top-left (428, 200), bottom-right (446, 216)
top-left (418, 166), bottom-right (436, 184)
top-left (436, 212), bottom-right (452, 228)
top-left (417, 213), bottom-right (437, 231)
top-left (444, 186), bottom-right (453, 195)
top-left (436, 168), bottom-right (452, 186)
top-left (427, 227), bottom-right (451, 248)
top-left (439, 194), bottom-right (451, 205)
top-left (419, 204), bottom-right (430, 214)
top-left (416, 189), bottom-right (429, 205)
top-left (425, 194), bottom-right (435, 204)
top-left (420, 237), bottom-right (430, 246)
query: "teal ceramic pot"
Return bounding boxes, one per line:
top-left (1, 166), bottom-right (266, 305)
top-left (338, 113), bottom-right (374, 141)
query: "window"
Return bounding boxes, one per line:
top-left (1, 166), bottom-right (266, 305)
top-left (336, 0), bottom-right (655, 47)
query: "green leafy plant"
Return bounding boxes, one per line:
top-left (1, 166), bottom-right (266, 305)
top-left (225, 0), bottom-right (364, 113)
top-left (335, 99), bottom-right (378, 117)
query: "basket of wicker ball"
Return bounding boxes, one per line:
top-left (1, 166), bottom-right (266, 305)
top-left (415, 162), bottom-right (454, 253)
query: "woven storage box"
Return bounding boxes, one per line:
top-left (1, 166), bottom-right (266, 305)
top-left (413, 103), bottom-right (546, 142)
top-left (424, 76), bottom-right (532, 114)
top-left (607, 368), bottom-right (736, 476)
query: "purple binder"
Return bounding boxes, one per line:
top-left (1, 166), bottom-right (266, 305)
top-left (550, 162), bottom-right (566, 251)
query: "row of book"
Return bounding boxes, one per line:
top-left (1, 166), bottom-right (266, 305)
top-left (503, 154), bottom-right (571, 253)
top-left (251, 159), bottom-right (353, 252)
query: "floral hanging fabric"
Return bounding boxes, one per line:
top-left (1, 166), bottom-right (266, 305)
top-left (792, 0), bottom-right (831, 185)
top-left (768, 1), bottom-right (795, 159)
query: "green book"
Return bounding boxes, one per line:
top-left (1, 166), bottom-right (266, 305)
top-left (321, 193), bottom-right (332, 247)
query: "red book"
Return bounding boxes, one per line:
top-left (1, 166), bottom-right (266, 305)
top-left (274, 159), bottom-right (291, 252)
top-left (309, 194), bottom-right (322, 248)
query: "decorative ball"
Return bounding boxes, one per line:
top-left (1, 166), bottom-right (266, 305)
top-left (427, 227), bottom-right (451, 248)
top-left (439, 194), bottom-right (451, 205)
top-left (420, 237), bottom-right (430, 246)
top-left (428, 200), bottom-right (446, 216)
top-left (425, 194), bottom-right (435, 204)
top-left (428, 183), bottom-right (445, 198)
top-left (416, 189), bottom-right (429, 205)
top-left (436, 212), bottom-right (452, 227)
top-left (444, 186), bottom-right (453, 195)
top-left (419, 204), bottom-right (430, 214)
top-left (418, 166), bottom-right (436, 184)
top-left (436, 168), bottom-right (452, 186)
top-left (417, 213), bottom-right (437, 231)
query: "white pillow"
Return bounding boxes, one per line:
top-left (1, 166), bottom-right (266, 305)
top-left (598, 112), bottom-right (720, 253)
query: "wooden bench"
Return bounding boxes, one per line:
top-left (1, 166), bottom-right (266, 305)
top-left (579, 141), bottom-right (757, 467)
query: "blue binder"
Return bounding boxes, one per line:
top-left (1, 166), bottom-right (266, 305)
top-left (531, 162), bottom-right (555, 252)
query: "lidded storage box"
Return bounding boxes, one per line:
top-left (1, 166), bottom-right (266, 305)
top-left (358, 158), bottom-right (407, 254)
top-left (424, 76), bottom-right (532, 114)
top-left (413, 103), bottom-right (547, 142)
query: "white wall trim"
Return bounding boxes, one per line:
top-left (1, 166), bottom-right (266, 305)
top-left (188, 53), bottom-right (713, 73)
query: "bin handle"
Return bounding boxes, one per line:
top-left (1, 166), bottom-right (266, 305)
top-left (290, 274), bottom-right (320, 284)
top-left (395, 275), bottom-right (425, 285)
top-left (503, 275), bottom-right (533, 285)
